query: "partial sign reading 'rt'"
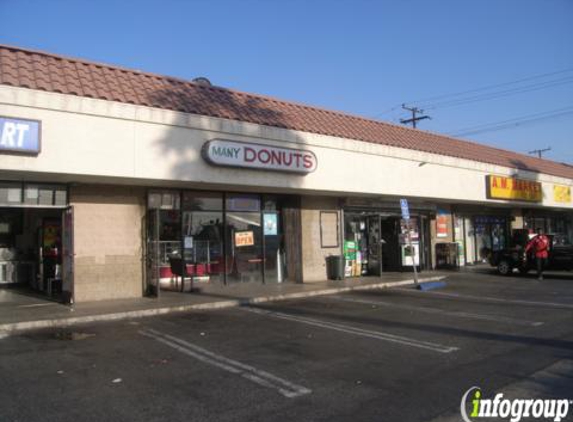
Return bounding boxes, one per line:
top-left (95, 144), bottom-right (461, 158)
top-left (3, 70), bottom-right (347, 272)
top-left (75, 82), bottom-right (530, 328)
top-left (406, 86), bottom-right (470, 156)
top-left (0, 117), bottom-right (41, 154)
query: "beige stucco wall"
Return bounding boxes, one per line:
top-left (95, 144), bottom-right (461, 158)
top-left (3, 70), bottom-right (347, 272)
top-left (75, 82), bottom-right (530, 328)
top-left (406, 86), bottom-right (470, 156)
top-left (1, 85), bottom-right (572, 211)
top-left (70, 185), bottom-right (145, 302)
top-left (301, 196), bottom-right (341, 282)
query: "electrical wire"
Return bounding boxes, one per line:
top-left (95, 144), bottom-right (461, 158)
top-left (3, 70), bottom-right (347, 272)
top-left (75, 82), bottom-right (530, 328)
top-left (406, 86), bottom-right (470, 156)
top-left (420, 77), bottom-right (573, 110)
top-left (449, 106), bottom-right (573, 137)
top-left (372, 67), bottom-right (573, 118)
top-left (411, 68), bottom-right (573, 106)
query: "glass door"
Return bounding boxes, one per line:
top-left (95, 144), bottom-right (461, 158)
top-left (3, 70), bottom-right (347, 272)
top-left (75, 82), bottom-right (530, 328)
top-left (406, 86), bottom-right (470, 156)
top-left (464, 217), bottom-right (476, 264)
top-left (225, 194), bottom-right (263, 283)
top-left (367, 215), bottom-right (382, 276)
top-left (182, 192), bottom-right (224, 285)
top-left (61, 207), bottom-right (74, 304)
top-left (145, 208), bottom-right (161, 296)
top-left (263, 211), bottom-right (283, 283)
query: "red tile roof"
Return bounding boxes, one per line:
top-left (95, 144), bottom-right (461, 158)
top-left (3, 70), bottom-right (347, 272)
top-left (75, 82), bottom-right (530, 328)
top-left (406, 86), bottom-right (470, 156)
top-left (1, 44), bottom-right (572, 180)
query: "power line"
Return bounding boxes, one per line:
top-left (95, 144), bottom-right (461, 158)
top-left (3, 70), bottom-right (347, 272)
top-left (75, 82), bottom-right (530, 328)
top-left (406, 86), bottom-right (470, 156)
top-left (451, 106), bottom-right (573, 132)
top-left (449, 106), bottom-right (573, 137)
top-left (372, 67), bottom-right (573, 118)
top-left (408, 67), bottom-right (573, 108)
top-left (420, 77), bottom-right (573, 110)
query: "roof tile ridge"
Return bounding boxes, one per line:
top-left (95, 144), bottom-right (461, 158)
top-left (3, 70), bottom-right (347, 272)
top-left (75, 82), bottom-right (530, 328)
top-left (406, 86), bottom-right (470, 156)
top-left (1, 44), bottom-right (571, 176)
top-left (0, 43), bottom-right (199, 89)
top-left (401, 125), bottom-right (573, 171)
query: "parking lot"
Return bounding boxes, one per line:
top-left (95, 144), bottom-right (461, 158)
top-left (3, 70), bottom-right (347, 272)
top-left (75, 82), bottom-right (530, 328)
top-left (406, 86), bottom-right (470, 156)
top-left (1, 271), bottom-right (572, 422)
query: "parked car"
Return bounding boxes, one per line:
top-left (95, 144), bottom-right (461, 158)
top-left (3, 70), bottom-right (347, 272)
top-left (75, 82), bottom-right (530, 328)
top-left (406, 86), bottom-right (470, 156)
top-left (488, 232), bottom-right (573, 275)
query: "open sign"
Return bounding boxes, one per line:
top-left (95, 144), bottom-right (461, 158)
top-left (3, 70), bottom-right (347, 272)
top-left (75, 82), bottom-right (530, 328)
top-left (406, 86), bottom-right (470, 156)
top-left (235, 231), bottom-right (255, 247)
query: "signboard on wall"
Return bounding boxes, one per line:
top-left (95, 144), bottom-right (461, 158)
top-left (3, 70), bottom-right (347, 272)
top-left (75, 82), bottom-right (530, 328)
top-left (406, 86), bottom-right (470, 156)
top-left (486, 175), bottom-right (542, 202)
top-left (0, 116), bottom-right (41, 154)
top-left (554, 185), bottom-right (571, 203)
top-left (436, 209), bottom-right (449, 238)
top-left (234, 231), bottom-right (254, 247)
top-left (202, 139), bottom-right (317, 174)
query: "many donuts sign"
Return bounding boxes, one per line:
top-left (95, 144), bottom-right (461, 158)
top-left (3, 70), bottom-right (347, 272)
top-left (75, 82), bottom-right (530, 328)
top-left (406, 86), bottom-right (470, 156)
top-left (202, 139), bottom-right (317, 174)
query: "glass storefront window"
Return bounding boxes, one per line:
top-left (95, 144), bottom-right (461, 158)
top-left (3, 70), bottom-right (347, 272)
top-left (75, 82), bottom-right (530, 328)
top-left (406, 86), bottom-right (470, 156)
top-left (0, 183), bottom-right (22, 205)
top-left (37, 187), bottom-right (54, 206)
top-left (226, 194), bottom-right (260, 212)
top-left (54, 189), bottom-right (67, 206)
top-left (263, 195), bottom-right (278, 211)
top-left (182, 210), bottom-right (224, 283)
top-left (474, 216), bottom-right (508, 260)
top-left (148, 191), bottom-right (180, 210)
top-left (524, 214), bottom-right (572, 245)
top-left (183, 192), bottom-right (223, 211)
top-left (159, 210), bottom-right (181, 241)
top-left (0, 183), bottom-right (67, 207)
top-left (147, 190), bottom-right (286, 286)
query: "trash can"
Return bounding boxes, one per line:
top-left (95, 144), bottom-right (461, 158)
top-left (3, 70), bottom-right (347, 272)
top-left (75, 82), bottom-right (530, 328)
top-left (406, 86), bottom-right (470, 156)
top-left (326, 255), bottom-right (345, 280)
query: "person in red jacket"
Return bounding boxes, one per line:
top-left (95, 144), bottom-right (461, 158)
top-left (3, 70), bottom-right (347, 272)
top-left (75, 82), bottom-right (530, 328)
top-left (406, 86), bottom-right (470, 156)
top-left (525, 228), bottom-right (550, 281)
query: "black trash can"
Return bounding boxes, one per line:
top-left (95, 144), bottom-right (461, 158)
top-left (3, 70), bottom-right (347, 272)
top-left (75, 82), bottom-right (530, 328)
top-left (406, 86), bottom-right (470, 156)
top-left (326, 255), bottom-right (345, 280)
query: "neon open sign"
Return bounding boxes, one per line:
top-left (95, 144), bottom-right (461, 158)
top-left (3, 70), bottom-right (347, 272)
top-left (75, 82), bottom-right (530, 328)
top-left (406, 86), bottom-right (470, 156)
top-left (202, 139), bottom-right (317, 174)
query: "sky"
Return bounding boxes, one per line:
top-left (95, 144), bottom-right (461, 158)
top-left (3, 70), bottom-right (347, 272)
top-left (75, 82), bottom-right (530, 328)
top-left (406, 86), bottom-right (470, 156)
top-left (1, 0), bottom-right (572, 163)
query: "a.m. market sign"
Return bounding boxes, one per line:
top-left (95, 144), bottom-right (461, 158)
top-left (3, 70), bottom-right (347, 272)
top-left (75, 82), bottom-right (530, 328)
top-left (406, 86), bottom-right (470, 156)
top-left (486, 175), bottom-right (543, 202)
top-left (202, 139), bottom-right (317, 174)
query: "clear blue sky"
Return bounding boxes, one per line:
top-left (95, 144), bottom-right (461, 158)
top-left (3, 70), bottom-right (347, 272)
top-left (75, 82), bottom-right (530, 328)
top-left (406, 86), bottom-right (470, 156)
top-left (1, 0), bottom-right (572, 163)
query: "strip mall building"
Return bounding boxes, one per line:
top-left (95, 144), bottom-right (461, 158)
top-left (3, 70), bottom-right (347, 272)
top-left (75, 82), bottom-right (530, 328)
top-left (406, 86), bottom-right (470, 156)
top-left (0, 45), bottom-right (572, 303)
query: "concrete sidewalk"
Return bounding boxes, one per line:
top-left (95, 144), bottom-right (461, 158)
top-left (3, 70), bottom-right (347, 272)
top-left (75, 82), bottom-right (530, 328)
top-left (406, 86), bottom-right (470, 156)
top-left (0, 272), bottom-right (449, 336)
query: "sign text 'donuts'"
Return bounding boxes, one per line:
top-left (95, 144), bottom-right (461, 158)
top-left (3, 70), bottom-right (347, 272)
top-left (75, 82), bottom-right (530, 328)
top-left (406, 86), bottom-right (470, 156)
top-left (202, 139), bottom-right (317, 174)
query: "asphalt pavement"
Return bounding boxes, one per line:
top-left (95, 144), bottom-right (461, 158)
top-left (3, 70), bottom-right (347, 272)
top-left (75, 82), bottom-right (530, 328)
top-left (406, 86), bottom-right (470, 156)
top-left (1, 270), bottom-right (572, 422)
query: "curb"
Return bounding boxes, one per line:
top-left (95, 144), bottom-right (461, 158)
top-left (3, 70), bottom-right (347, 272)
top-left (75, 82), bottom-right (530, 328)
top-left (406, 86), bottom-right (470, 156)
top-left (0, 276), bottom-right (446, 337)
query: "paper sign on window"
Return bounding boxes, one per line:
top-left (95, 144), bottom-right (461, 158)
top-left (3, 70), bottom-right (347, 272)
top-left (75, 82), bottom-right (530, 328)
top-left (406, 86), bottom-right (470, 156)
top-left (235, 231), bottom-right (254, 247)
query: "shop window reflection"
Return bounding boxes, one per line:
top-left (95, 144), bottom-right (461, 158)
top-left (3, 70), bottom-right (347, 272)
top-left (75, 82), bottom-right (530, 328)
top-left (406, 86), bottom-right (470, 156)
top-left (225, 211), bottom-right (263, 283)
top-left (182, 210), bottom-right (223, 283)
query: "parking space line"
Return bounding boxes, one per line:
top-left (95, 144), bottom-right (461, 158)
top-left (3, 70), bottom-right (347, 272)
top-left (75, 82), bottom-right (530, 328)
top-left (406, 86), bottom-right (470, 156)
top-left (244, 308), bottom-right (459, 354)
top-left (139, 328), bottom-right (311, 398)
top-left (392, 288), bottom-right (573, 310)
top-left (17, 303), bottom-right (58, 309)
top-left (329, 296), bottom-right (544, 327)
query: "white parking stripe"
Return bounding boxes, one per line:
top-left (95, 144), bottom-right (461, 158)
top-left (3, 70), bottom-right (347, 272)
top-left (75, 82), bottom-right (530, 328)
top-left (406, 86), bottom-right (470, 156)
top-left (329, 296), bottom-right (544, 327)
top-left (17, 303), bottom-right (58, 309)
top-left (139, 328), bottom-right (311, 398)
top-left (393, 288), bottom-right (573, 310)
top-left (244, 308), bottom-right (459, 354)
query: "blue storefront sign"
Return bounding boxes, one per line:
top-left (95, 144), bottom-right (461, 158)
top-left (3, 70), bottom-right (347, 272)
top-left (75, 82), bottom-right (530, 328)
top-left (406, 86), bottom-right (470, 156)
top-left (0, 116), bottom-right (41, 154)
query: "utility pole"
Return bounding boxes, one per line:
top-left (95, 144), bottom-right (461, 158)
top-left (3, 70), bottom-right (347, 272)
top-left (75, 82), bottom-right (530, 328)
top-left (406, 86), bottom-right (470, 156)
top-left (528, 147), bottom-right (551, 159)
top-left (399, 104), bottom-right (431, 129)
